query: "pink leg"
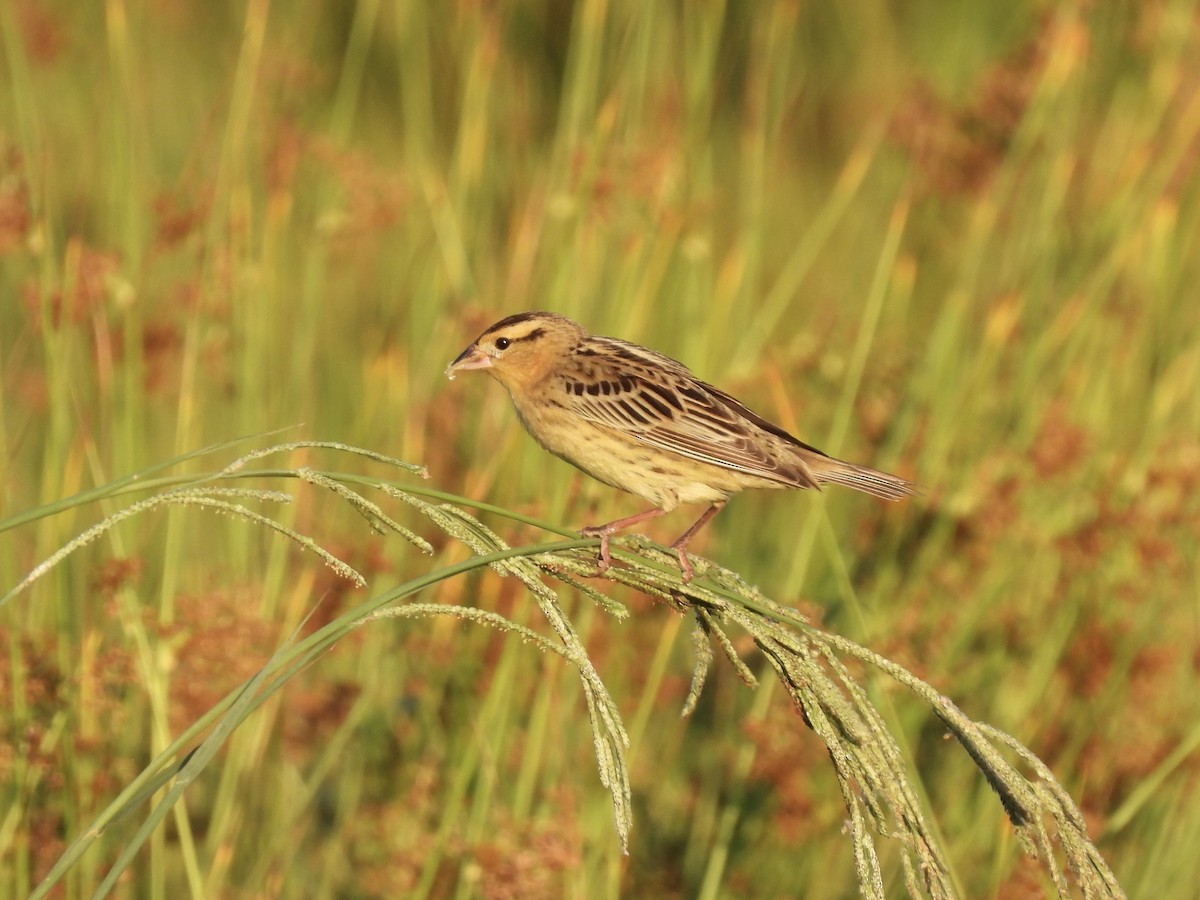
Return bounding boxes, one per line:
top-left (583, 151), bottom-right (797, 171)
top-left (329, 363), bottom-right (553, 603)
top-left (669, 501), bottom-right (725, 583)
top-left (581, 501), bottom-right (726, 582)
top-left (581, 507), bottom-right (669, 575)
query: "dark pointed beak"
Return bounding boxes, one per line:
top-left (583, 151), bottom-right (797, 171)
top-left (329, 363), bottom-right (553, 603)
top-left (445, 343), bottom-right (493, 379)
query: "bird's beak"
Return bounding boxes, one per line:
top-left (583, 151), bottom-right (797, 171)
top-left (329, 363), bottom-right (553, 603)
top-left (445, 343), bottom-right (492, 380)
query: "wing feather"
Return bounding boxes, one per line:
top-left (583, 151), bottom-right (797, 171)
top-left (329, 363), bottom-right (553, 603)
top-left (562, 337), bottom-right (823, 488)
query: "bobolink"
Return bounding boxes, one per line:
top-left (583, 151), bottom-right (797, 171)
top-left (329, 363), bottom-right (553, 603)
top-left (448, 312), bottom-right (916, 582)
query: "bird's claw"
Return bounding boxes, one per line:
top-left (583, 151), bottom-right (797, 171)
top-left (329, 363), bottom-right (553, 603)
top-left (673, 547), bottom-right (695, 584)
top-left (581, 525), bottom-right (696, 583)
top-left (582, 529), bottom-right (613, 578)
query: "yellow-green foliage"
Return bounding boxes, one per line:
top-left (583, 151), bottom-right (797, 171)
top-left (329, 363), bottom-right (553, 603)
top-left (2, 1), bottom-right (1198, 897)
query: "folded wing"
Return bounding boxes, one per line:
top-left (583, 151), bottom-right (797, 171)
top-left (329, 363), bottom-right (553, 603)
top-left (563, 339), bottom-right (823, 489)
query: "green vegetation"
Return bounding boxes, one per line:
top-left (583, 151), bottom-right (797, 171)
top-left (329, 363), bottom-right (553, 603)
top-left (2, 1), bottom-right (1198, 896)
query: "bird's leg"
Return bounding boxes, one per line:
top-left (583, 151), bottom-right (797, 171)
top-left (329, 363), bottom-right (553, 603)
top-left (669, 501), bottom-right (726, 583)
top-left (580, 507), bottom-right (669, 575)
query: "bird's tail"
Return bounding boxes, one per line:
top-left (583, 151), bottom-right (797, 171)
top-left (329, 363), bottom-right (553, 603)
top-left (807, 456), bottom-right (918, 501)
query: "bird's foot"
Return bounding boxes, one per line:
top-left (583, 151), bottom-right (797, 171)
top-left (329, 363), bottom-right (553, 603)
top-left (670, 544), bottom-right (695, 584)
top-left (581, 527), bottom-right (613, 577)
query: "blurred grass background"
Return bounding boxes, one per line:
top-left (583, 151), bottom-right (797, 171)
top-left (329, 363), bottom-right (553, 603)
top-left (2, 0), bottom-right (1199, 896)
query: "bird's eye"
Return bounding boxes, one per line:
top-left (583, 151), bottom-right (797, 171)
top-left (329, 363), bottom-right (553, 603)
top-left (495, 337), bottom-right (511, 350)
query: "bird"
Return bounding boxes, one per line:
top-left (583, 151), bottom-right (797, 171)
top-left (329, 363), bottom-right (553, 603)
top-left (446, 311), bottom-right (916, 582)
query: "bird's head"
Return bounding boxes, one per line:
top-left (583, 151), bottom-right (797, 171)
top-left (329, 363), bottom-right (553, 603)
top-left (446, 311), bottom-right (585, 391)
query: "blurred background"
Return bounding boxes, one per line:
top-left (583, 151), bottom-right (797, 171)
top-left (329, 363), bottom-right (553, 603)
top-left (2, 0), bottom-right (1199, 896)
